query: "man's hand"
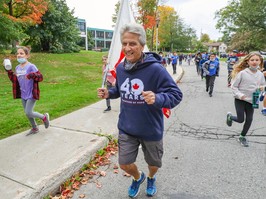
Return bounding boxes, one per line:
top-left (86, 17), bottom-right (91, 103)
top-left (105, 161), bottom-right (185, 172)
top-left (142, 91), bottom-right (156, 104)
top-left (97, 88), bottom-right (109, 99)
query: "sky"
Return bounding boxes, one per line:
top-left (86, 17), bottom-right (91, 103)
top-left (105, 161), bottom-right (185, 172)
top-left (65, 0), bottom-right (229, 40)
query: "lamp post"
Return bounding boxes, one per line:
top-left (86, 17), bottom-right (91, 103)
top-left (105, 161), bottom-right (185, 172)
top-left (155, 16), bottom-right (160, 53)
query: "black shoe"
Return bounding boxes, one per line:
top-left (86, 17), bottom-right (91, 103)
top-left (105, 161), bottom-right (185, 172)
top-left (104, 106), bottom-right (111, 112)
top-left (238, 136), bottom-right (249, 147)
top-left (206, 88), bottom-right (209, 92)
top-left (209, 93), bottom-right (212, 97)
top-left (226, 112), bottom-right (233, 127)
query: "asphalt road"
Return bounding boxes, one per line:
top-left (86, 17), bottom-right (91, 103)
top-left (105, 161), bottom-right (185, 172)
top-left (71, 61), bottom-right (266, 199)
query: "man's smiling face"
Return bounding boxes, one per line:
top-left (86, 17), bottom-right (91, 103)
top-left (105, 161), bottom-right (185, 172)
top-left (121, 32), bottom-right (144, 63)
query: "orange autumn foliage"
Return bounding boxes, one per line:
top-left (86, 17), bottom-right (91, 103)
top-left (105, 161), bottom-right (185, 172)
top-left (143, 15), bottom-right (156, 30)
top-left (4, 0), bottom-right (48, 25)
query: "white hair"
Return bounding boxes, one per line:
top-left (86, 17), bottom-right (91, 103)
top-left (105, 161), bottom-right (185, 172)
top-left (120, 23), bottom-right (146, 46)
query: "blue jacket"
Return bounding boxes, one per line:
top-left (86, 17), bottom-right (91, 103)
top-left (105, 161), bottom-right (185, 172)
top-left (171, 55), bottom-right (178, 64)
top-left (199, 58), bottom-right (208, 69)
top-left (202, 60), bottom-right (220, 76)
top-left (108, 52), bottom-right (183, 141)
top-left (227, 55), bottom-right (239, 70)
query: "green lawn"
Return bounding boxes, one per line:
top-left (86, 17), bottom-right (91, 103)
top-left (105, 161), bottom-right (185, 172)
top-left (0, 51), bottom-right (107, 139)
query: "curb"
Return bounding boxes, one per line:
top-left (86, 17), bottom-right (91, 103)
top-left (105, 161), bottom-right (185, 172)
top-left (176, 67), bottom-right (185, 84)
top-left (17, 137), bottom-right (109, 199)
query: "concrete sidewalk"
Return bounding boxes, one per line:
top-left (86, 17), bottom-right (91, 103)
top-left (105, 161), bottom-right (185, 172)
top-left (0, 64), bottom-right (183, 199)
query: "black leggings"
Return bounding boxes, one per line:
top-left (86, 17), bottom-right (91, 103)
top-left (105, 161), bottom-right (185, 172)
top-left (231, 99), bottom-right (254, 136)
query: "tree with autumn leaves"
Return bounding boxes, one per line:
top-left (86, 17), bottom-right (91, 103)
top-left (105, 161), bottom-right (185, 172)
top-left (0, 0), bottom-right (48, 51)
top-left (0, 0), bottom-right (80, 53)
top-left (3, 0), bottom-right (48, 24)
top-left (131, 0), bottom-right (197, 52)
top-left (24, 0), bottom-right (80, 53)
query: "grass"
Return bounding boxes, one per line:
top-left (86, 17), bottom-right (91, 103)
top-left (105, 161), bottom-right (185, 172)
top-left (0, 50), bottom-right (107, 140)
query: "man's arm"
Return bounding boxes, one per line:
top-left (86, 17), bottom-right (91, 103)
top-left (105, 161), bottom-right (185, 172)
top-left (152, 67), bottom-right (183, 109)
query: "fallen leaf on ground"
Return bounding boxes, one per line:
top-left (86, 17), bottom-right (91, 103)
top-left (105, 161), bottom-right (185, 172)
top-left (72, 181), bottom-right (80, 190)
top-left (79, 194), bottom-right (86, 198)
top-left (81, 178), bottom-right (89, 185)
top-left (114, 169), bottom-right (119, 174)
top-left (67, 192), bottom-right (74, 198)
top-left (96, 181), bottom-right (102, 188)
top-left (61, 189), bottom-right (71, 196)
top-left (99, 171), bottom-right (107, 176)
top-left (88, 170), bottom-right (97, 175)
top-left (113, 164), bottom-right (119, 169)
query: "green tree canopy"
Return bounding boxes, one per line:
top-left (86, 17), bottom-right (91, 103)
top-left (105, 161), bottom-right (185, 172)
top-left (215, 0), bottom-right (266, 52)
top-left (0, 13), bottom-right (23, 51)
top-left (200, 33), bottom-right (210, 43)
top-left (23, 0), bottom-right (80, 53)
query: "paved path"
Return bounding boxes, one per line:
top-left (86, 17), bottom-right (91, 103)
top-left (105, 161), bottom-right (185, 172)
top-left (71, 61), bottom-right (266, 199)
top-left (0, 63), bottom-right (183, 199)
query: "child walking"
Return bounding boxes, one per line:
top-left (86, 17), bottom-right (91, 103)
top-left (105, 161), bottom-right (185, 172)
top-left (202, 53), bottom-right (220, 97)
top-left (101, 55), bottom-right (116, 112)
top-left (226, 52), bottom-right (265, 147)
top-left (6, 46), bottom-right (50, 135)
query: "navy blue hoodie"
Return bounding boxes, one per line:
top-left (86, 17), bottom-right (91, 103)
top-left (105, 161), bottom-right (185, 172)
top-left (108, 52), bottom-right (183, 141)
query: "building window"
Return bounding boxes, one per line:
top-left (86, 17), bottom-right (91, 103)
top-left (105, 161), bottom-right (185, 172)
top-left (96, 31), bottom-right (104, 38)
top-left (78, 22), bottom-right (86, 32)
top-left (97, 40), bottom-right (104, 48)
top-left (90, 30), bottom-right (95, 37)
top-left (106, 41), bottom-right (111, 49)
top-left (105, 32), bottom-right (113, 39)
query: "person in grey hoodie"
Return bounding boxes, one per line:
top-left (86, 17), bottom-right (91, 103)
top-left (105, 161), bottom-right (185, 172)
top-left (226, 52), bottom-right (265, 147)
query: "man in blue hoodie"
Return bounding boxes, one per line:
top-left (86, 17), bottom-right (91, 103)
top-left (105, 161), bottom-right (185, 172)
top-left (202, 53), bottom-right (220, 97)
top-left (97, 23), bottom-right (182, 198)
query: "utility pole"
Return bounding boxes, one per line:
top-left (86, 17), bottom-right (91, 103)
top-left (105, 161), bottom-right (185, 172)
top-left (155, 16), bottom-right (160, 53)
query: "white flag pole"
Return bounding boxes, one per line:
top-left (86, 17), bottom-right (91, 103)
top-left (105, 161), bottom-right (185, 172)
top-left (108, 0), bottom-right (149, 70)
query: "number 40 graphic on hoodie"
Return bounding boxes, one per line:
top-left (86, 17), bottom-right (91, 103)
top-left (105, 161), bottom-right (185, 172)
top-left (120, 78), bottom-right (144, 99)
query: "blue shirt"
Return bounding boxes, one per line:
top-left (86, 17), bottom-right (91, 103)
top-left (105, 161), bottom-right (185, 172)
top-left (208, 60), bottom-right (219, 76)
top-left (171, 55), bottom-right (178, 64)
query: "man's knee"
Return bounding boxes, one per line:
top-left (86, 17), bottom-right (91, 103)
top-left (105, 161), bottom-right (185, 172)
top-left (120, 164), bottom-right (132, 171)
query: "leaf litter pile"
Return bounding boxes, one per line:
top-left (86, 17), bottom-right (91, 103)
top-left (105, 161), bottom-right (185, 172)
top-left (47, 138), bottom-right (131, 199)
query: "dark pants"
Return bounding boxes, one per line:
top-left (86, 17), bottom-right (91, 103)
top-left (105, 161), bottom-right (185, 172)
top-left (167, 58), bottom-right (171, 65)
top-left (231, 99), bottom-right (254, 136)
top-left (205, 75), bottom-right (216, 94)
top-left (172, 63), bottom-right (177, 74)
top-left (228, 70), bottom-right (232, 85)
top-left (106, 84), bottom-right (112, 108)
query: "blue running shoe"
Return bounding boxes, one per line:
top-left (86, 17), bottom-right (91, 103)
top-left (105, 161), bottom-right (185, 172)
top-left (146, 176), bottom-right (157, 197)
top-left (128, 171), bottom-right (146, 198)
top-left (259, 92), bottom-right (265, 101)
top-left (261, 109), bottom-right (266, 116)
